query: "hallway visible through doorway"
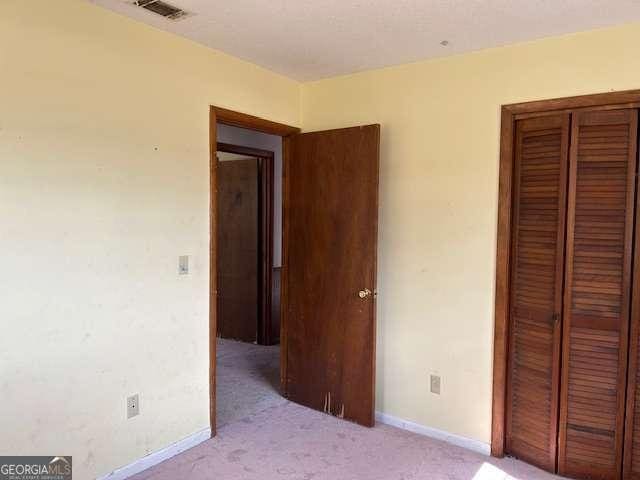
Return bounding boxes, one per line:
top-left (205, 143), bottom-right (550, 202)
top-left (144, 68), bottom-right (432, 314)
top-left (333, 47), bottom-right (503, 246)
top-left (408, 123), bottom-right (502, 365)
top-left (215, 124), bottom-right (284, 428)
top-left (216, 338), bottom-right (284, 427)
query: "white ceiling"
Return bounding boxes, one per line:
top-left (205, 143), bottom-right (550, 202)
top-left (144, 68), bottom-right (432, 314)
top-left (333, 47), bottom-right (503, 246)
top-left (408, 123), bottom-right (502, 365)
top-left (89, 0), bottom-right (640, 81)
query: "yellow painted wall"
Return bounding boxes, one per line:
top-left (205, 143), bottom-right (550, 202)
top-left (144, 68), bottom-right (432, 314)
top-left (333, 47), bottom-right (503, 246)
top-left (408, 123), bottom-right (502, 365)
top-left (6, 0), bottom-right (640, 476)
top-left (0, 1), bottom-right (299, 479)
top-left (301, 22), bottom-right (640, 445)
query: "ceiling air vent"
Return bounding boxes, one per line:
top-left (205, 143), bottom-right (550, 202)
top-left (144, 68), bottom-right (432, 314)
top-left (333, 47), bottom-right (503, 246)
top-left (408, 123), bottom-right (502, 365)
top-left (134, 0), bottom-right (189, 20)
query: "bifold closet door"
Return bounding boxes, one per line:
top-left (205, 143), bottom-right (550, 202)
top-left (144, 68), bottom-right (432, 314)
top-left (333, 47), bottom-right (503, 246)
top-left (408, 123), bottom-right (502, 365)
top-left (505, 114), bottom-right (570, 471)
top-left (558, 109), bottom-right (638, 480)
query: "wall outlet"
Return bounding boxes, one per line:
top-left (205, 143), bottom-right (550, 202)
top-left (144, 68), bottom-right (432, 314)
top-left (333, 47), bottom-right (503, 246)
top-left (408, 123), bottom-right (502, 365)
top-left (430, 374), bottom-right (441, 395)
top-left (127, 394), bottom-right (140, 418)
top-left (179, 255), bottom-right (189, 275)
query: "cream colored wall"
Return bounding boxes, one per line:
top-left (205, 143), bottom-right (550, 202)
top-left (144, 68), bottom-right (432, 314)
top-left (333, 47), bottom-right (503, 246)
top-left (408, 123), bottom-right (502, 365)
top-left (0, 1), bottom-right (299, 479)
top-left (301, 22), bottom-right (640, 445)
top-left (6, 0), bottom-right (640, 474)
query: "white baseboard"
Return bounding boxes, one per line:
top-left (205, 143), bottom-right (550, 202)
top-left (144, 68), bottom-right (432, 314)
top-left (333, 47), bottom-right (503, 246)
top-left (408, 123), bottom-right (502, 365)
top-left (97, 415), bottom-right (486, 479)
top-left (97, 427), bottom-right (211, 480)
top-left (375, 411), bottom-right (490, 456)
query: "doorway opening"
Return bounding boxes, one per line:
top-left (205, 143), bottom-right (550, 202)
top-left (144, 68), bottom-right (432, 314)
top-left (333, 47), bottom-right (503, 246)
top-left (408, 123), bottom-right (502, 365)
top-left (214, 131), bottom-right (284, 427)
top-left (216, 141), bottom-right (277, 346)
top-left (209, 106), bottom-right (380, 437)
top-left (210, 108), bottom-right (299, 432)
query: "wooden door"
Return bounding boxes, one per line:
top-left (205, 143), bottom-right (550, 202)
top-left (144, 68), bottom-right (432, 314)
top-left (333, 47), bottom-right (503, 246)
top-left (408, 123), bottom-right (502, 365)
top-left (283, 125), bottom-right (379, 426)
top-left (505, 114), bottom-right (570, 471)
top-left (217, 157), bottom-right (259, 343)
top-left (558, 109), bottom-right (638, 480)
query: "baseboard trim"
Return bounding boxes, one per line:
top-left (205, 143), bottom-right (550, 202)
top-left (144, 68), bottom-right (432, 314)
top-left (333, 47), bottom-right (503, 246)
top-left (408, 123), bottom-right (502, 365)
top-left (97, 414), bottom-right (487, 479)
top-left (375, 411), bottom-right (490, 456)
top-left (96, 427), bottom-right (211, 480)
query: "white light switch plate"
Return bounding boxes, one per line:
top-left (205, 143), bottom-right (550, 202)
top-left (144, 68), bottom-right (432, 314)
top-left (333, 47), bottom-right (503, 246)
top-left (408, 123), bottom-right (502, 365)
top-left (179, 255), bottom-right (189, 275)
top-left (430, 374), bottom-right (441, 395)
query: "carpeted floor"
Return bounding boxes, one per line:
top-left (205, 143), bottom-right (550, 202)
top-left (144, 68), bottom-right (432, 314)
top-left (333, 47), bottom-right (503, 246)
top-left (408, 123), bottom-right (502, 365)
top-left (130, 339), bottom-right (562, 480)
top-left (215, 338), bottom-right (285, 427)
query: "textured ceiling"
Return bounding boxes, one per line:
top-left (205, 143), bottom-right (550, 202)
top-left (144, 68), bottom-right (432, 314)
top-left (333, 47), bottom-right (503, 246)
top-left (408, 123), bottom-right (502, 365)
top-left (89, 0), bottom-right (640, 81)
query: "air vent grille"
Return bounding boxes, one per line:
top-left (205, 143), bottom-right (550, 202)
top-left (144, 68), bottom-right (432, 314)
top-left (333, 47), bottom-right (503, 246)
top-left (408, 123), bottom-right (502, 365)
top-left (134, 0), bottom-right (189, 20)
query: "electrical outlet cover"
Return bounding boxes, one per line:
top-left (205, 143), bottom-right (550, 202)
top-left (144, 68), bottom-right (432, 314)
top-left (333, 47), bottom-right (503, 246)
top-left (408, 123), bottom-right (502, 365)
top-left (127, 394), bottom-right (140, 418)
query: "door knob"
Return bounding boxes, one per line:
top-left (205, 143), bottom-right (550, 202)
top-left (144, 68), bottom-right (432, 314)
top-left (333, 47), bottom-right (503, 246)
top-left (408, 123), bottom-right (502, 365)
top-left (358, 288), bottom-right (372, 299)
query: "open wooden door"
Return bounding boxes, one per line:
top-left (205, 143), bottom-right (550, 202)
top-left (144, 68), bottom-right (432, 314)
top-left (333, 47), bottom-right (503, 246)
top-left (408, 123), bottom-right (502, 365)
top-left (282, 125), bottom-right (380, 427)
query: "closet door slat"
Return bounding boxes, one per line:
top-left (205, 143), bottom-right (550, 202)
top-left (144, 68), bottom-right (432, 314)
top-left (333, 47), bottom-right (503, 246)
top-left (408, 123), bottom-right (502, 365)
top-left (506, 114), bottom-right (570, 471)
top-left (558, 109), bottom-right (638, 480)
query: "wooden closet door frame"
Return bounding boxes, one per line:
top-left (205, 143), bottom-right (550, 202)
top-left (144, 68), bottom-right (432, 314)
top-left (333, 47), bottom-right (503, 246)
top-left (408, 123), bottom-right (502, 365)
top-left (209, 107), bottom-right (300, 436)
top-left (492, 89), bottom-right (640, 457)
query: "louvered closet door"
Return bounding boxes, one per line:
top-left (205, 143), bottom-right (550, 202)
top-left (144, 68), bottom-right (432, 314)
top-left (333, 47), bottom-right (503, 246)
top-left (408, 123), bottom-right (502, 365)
top-left (505, 114), bottom-right (570, 471)
top-left (558, 109), bottom-right (638, 480)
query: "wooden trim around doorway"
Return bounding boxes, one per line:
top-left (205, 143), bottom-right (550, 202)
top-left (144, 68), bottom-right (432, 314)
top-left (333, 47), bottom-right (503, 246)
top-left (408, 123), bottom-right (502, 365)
top-left (209, 106), bottom-right (300, 437)
top-left (213, 106), bottom-right (300, 137)
top-left (491, 89), bottom-right (640, 458)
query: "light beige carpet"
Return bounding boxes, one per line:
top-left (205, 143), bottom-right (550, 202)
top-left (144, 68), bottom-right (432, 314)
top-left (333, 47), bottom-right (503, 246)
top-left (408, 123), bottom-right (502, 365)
top-left (215, 338), bottom-right (285, 427)
top-left (131, 339), bottom-right (563, 480)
